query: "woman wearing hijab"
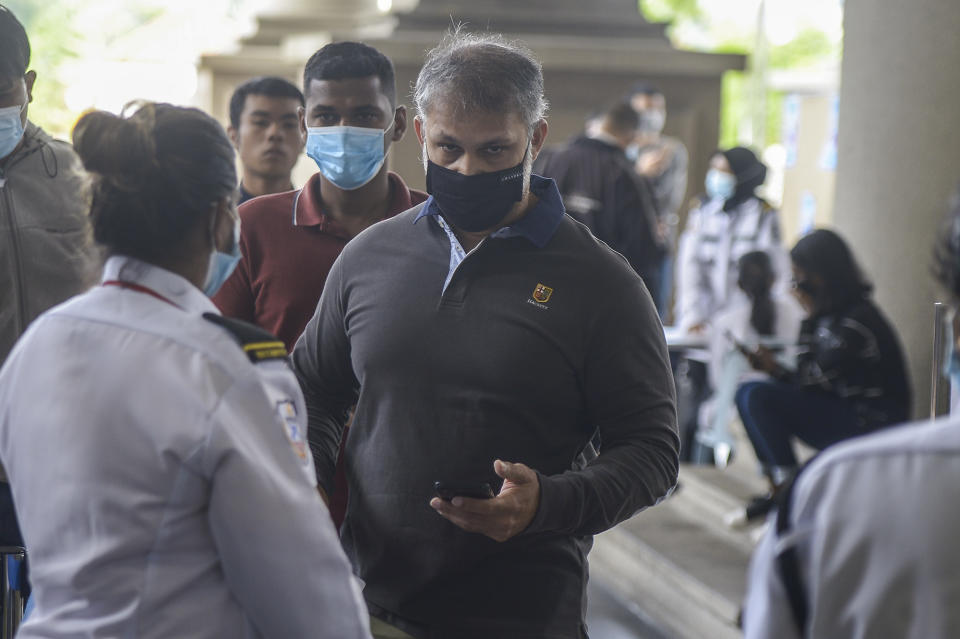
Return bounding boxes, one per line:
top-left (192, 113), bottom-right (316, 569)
top-left (671, 146), bottom-right (790, 460)
top-left (674, 146), bottom-right (790, 333)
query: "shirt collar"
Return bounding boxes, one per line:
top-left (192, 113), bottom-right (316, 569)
top-left (101, 255), bottom-right (220, 315)
top-left (293, 171), bottom-right (414, 233)
top-left (414, 174), bottom-right (564, 248)
top-left (237, 183), bottom-right (255, 205)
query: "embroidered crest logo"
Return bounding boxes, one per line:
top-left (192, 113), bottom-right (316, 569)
top-left (532, 283), bottom-right (553, 303)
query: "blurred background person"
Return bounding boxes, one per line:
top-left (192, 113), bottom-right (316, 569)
top-left (672, 145), bottom-right (788, 460)
top-left (535, 100), bottom-right (663, 300)
top-left (0, 101), bottom-right (370, 638)
top-left (741, 198), bottom-right (960, 639)
top-left (227, 76), bottom-right (305, 204)
top-left (674, 146), bottom-right (788, 333)
top-left (628, 82), bottom-right (688, 318)
top-left (695, 250), bottom-right (803, 465)
top-left (0, 2), bottom-right (100, 560)
top-left (735, 228), bottom-right (911, 519)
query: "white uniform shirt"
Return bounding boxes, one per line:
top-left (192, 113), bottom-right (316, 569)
top-left (743, 415), bottom-right (960, 639)
top-left (675, 196), bottom-right (790, 330)
top-left (0, 256), bottom-right (370, 639)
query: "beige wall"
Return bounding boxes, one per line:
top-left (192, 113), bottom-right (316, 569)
top-left (833, 0), bottom-right (960, 418)
top-left (780, 94), bottom-right (837, 245)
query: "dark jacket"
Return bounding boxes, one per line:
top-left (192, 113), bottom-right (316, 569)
top-left (0, 122), bottom-right (100, 368)
top-left (779, 298), bottom-right (911, 428)
top-left (535, 136), bottom-right (663, 291)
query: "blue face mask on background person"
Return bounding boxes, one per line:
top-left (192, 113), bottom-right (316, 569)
top-left (425, 156), bottom-right (525, 233)
top-left (306, 122), bottom-right (393, 190)
top-left (0, 103), bottom-right (26, 160)
top-left (705, 168), bottom-right (736, 201)
top-left (204, 216), bottom-right (241, 297)
top-left (625, 143), bottom-right (640, 163)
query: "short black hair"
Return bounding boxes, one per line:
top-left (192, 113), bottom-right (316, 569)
top-left (303, 41), bottom-right (396, 107)
top-left (631, 82), bottom-right (663, 98)
top-left (0, 5), bottom-right (30, 80)
top-left (603, 100), bottom-right (639, 136)
top-left (228, 76), bottom-right (304, 129)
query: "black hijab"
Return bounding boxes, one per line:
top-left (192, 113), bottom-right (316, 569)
top-left (717, 146), bottom-right (767, 212)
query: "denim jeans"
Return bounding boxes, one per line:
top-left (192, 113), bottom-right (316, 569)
top-left (735, 381), bottom-right (861, 468)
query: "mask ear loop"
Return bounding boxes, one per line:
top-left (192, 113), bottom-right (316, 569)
top-left (207, 199), bottom-right (237, 255)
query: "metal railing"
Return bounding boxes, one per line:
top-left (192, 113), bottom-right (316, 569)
top-left (931, 302), bottom-right (951, 419)
top-left (0, 546), bottom-right (25, 639)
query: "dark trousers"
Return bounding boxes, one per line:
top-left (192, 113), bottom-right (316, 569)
top-left (0, 482), bottom-right (23, 547)
top-left (671, 354), bottom-right (709, 462)
top-left (735, 381), bottom-right (861, 468)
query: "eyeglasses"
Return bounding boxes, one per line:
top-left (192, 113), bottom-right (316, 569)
top-left (790, 278), bottom-right (816, 295)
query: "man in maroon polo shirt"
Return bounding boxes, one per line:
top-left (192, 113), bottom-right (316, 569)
top-left (214, 41), bottom-right (427, 526)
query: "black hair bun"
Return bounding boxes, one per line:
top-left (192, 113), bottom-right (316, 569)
top-left (73, 105), bottom-right (157, 191)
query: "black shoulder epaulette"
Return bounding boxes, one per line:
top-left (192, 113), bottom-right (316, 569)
top-left (202, 312), bottom-right (288, 363)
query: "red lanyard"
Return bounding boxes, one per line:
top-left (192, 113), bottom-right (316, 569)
top-left (102, 280), bottom-right (181, 310)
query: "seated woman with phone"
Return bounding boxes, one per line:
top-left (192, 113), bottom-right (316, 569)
top-left (733, 230), bottom-right (911, 520)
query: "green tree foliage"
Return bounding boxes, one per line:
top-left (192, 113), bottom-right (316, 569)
top-left (639, 0), bottom-right (840, 148)
top-left (5, 0), bottom-right (81, 137)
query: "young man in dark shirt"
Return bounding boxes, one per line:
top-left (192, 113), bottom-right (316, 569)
top-left (292, 31), bottom-right (679, 639)
top-left (214, 42), bottom-right (427, 528)
top-left (226, 76), bottom-right (305, 205)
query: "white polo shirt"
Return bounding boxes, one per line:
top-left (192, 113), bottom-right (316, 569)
top-left (743, 415), bottom-right (960, 639)
top-left (0, 256), bottom-right (370, 639)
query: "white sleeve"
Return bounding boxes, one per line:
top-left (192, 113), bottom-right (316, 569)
top-left (742, 521), bottom-right (803, 639)
top-left (203, 375), bottom-right (371, 639)
top-left (674, 207), bottom-right (706, 329)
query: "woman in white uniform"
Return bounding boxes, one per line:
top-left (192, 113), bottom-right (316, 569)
top-left (0, 103), bottom-right (370, 638)
top-left (671, 146), bottom-right (789, 461)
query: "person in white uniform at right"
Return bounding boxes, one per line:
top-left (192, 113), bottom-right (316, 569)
top-left (741, 191), bottom-right (960, 639)
top-left (0, 102), bottom-right (371, 639)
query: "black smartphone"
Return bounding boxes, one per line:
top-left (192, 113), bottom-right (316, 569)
top-left (433, 481), bottom-right (495, 501)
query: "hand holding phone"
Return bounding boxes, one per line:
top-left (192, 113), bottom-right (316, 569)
top-left (433, 481), bottom-right (495, 502)
top-left (724, 330), bottom-right (753, 357)
top-left (430, 460), bottom-right (540, 543)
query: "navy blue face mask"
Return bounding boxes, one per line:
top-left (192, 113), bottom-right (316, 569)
top-left (425, 159), bottom-right (525, 233)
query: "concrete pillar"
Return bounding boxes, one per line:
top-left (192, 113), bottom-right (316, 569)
top-left (832, 0), bottom-right (960, 417)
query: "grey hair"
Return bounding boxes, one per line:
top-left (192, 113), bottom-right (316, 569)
top-left (413, 29), bottom-right (549, 131)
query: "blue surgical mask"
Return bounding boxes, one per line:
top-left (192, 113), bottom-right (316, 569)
top-left (705, 169), bottom-right (736, 201)
top-left (0, 103), bottom-right (26, 160)
top-left (942, 314), bottom-right (960, 389)
top-left (625, 143), bottom-right (640, 163)
top-left (204, 219), bottom-right (241, 297)
top-left (306, 123), bottom-right (392, 190)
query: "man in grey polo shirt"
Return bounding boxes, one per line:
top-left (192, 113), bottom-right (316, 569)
top-left (292, 30), bottom-right (679, 639)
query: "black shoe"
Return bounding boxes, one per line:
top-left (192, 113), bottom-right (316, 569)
top-left (744, 493), bottom-right (777, 520)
